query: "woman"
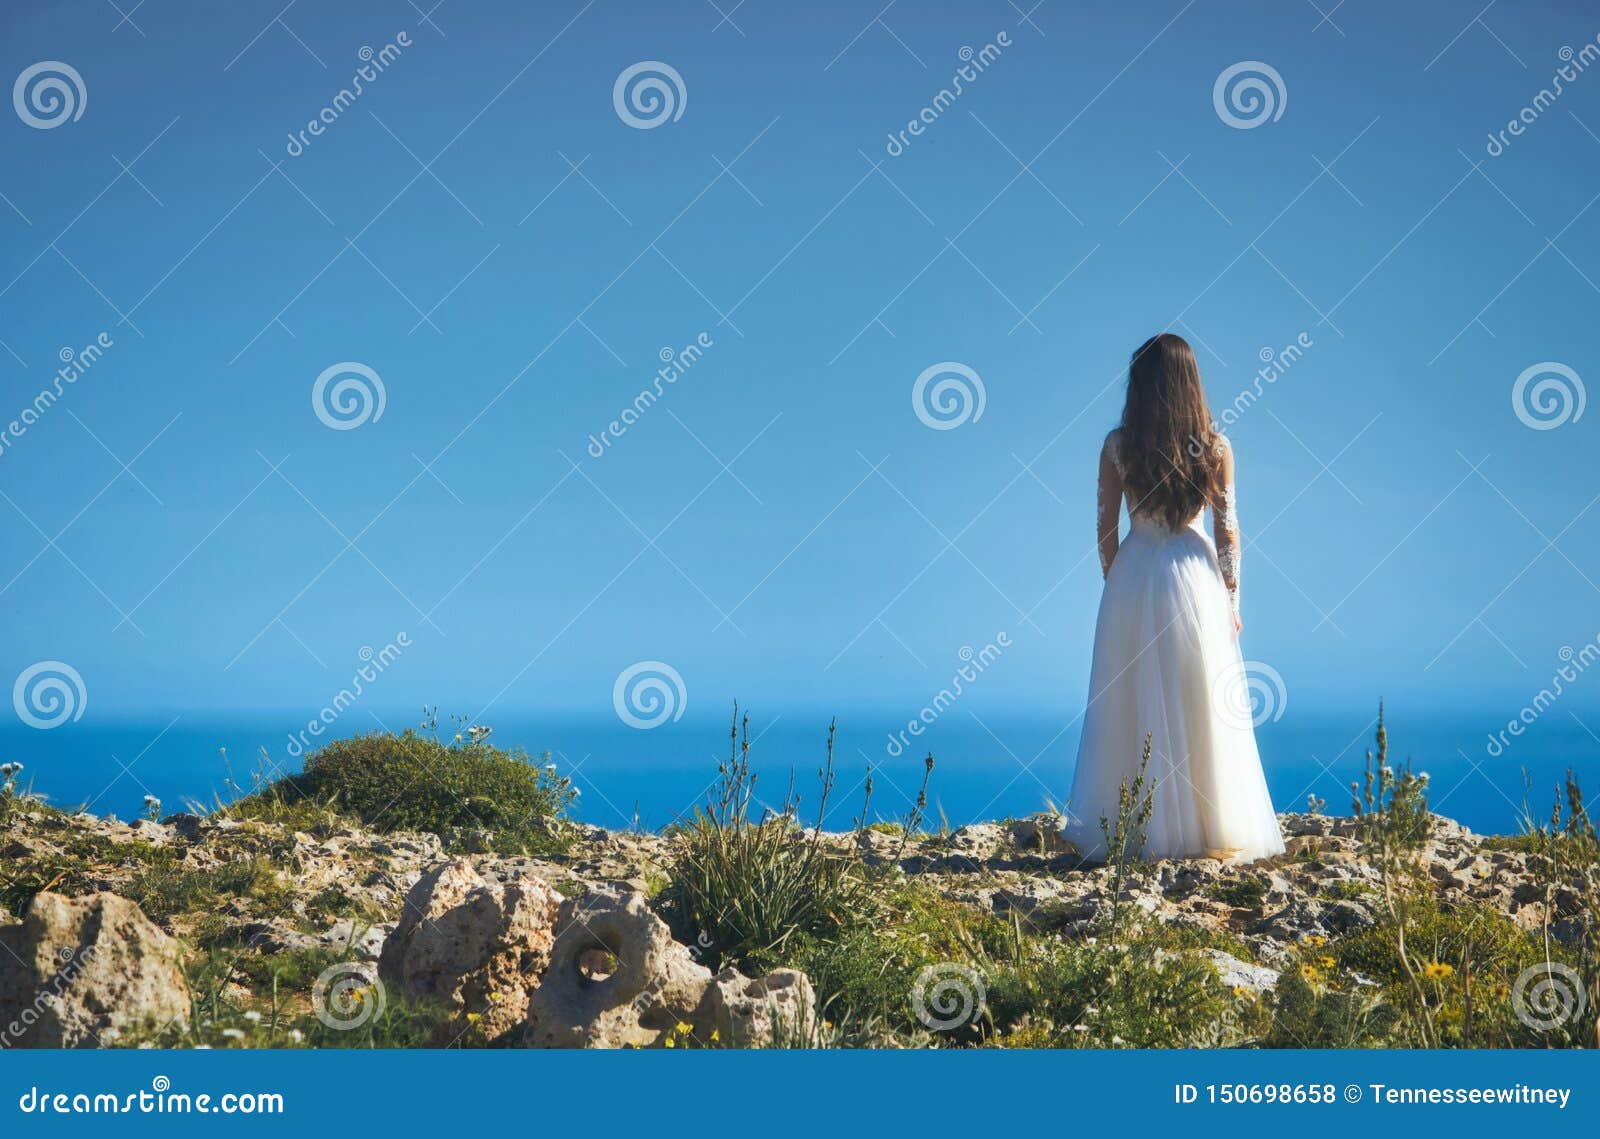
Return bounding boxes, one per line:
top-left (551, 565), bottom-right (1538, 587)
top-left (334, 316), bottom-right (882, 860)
top-left (1064, 333), bottom-right (1284, 862)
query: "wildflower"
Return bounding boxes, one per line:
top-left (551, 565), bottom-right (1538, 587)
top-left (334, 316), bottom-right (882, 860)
top-left (1072, 1025), bottom-right (1088, 1032)
top-left (709, 1029), bottom-right (720, 1043)
top-left (1232, 986), bottom-right (1254, 1000)
top-left (1492, 983), bottom-right (1511, 999)
top-left (1300, 964), bottom-right (1320, 982)
top-left (1318, 955), bottom-right (1336, 970)
top-left (242, 1010), bottom-right (262, 1023)
top-left (466, 1012), bottom-right (482, 1024)
top-left (674, 1021), bottom-right (693, 1035)
top-left (1302, 934), bottom-right (1327, 948)
top-left (1423, 962), bottom-right (1454, 980)
top-left (221, 1028), bottom-right (245, 1040)
top-left (288, 1029), bottom-right (304, 1044)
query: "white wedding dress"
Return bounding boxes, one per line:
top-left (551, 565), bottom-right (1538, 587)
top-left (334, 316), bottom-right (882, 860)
top-left (1063, 429), bottom-right (1284, 863)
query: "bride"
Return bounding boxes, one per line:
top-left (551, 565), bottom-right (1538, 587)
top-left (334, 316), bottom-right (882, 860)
top-left (1064, 333), bottom-right (1285, 863)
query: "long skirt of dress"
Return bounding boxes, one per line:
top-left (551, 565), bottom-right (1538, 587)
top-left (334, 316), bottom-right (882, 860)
top-left (1064, 518), bottom-right (1285, 863)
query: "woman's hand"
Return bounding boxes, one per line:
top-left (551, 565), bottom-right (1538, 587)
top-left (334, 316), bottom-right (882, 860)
top-left (1232, 611), bottom-right (1242, 638)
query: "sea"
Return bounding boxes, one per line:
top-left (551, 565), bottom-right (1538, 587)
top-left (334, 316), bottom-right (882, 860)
top-left (3, 704), bottom-right (1596, 839)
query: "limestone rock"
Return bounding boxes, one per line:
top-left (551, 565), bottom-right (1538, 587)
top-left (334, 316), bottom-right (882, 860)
top-left (377, 858), bottom-right (561, 1043)
top-left (1201, 949), bottom-right (1279, 995)
top-left (523, 888), bottom-right (710, 1048)
top-left (0, 892), bottom-right (189, 1047)
top-left (1008, 814), bottom-right (1073, 855)
top-left (699, 966), bottom-right (817, 1046)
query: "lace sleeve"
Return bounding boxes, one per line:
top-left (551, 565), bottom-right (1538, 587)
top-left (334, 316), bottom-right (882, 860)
top-left (1211, 437), bottom-right (1240, 616)
top-left (1097, 430), bottom-right (1123, 579)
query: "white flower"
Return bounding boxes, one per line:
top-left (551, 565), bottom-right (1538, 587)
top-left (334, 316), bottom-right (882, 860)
top-left (222, 1028), bottom-right (245, 1040)
top-left (288, 1029), bottom-right (304, 1043)
top-left (242, 1010), bottom-right (262, 1023)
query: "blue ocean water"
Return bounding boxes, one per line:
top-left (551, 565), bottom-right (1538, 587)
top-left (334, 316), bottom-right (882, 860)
top-left (3, 705), bottom-right (1596, 838)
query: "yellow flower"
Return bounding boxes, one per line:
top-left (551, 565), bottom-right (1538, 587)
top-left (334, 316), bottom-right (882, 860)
top-left (663, 1035), bottom-right (676, 1049)
top-left (465, 1012), bottom-right (481, 1024)
top-left (1300, 964), bottom-right (1321, 982)
top-left (1232, 986), bottom-right (1255, 1000)
top-left (1302, 935), bottom-right (1327, 949)
top-left (674, 1021), bottom-right (694, 1035)
top-left (709, 1029), bottom-right (720, 1043)
top-left (1318, 955), bottom-right (1336, 970)
top-left (1423, 962), bottom-right (1454, 980)
top-left (1492, 983), bottom-right (1511, 999)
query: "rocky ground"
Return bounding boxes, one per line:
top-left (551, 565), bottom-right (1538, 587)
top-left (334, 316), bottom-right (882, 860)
top-left (0, 805), bottom-right (1576, 1048)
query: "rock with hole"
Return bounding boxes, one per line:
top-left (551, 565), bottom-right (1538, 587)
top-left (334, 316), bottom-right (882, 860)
top-left (523, 888), bottom-right (710, 1048)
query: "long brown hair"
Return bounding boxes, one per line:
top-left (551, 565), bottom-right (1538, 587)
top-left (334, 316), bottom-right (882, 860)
top-left (1118, 333), bottom-right (1225, 529)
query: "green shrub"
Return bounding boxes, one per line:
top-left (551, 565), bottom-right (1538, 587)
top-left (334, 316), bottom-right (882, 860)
top-left (791, 882), bottom-right (1011, 1037)
top-left (661, 713), bottom-right (867, 972)
top-left (986, 937), bottom-right (1234, 1048)
top-left (231, 723), bottom-right (576, 854)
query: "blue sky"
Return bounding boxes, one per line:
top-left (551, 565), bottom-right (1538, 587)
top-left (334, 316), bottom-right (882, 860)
top-left (2, 0), bottom-right (1599, 748)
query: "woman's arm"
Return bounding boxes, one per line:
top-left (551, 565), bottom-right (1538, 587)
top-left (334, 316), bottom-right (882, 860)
top-left (1097, 433), bottom-right (1123, 578)
top-left (1211, 437), bottom-right (1241, 631)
